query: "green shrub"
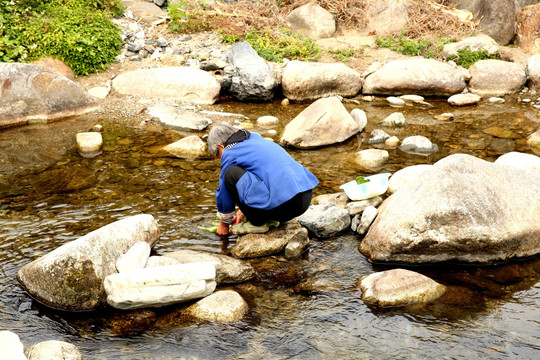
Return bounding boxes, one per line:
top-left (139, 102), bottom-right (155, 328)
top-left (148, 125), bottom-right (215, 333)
top-left (167, 1), bottom-right (212, 33)
top-left (376, 33), bottom-right (454, 59)
top-left (449, 47), bottom-right (500, 68)
top-left (0, 0), bottom-right (123, 75)
top-left (243, 28), bottom-right (320, 62)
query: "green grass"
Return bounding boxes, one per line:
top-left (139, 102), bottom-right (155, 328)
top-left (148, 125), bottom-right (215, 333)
top-left (376, 33), bottom-right (454, 59)
top-left (449, 47), bottom-right (500, 68)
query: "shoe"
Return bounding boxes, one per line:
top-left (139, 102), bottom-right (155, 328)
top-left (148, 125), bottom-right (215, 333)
top-left (231, 220), bottom-right (280, 235)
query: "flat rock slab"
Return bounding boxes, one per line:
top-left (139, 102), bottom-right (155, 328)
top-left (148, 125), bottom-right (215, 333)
top-left (161, 250), bottom-right (256, 284)
top-left (112, 67), bottom-right (220, 104)
top-left (147, 104), bottom-right (212, 131)
top-left (104, 262), bottom-right (216, 310)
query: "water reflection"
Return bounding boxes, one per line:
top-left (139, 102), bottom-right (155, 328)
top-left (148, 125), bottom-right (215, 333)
top-left (0, 95), bottom-right (539, 359)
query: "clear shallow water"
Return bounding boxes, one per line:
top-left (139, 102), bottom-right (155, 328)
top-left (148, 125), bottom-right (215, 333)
top-left (1, 95), bottom-right (539, 359)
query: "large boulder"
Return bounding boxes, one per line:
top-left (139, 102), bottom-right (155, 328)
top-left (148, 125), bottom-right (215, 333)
top-left (17, 214), bottom-right (160, 311)
top-left (360, 154), bottom-right (540, 264)
top-left (468, 60), bottom-right (527, 96)
top-left (280, 96), bottom-right (360, 148)
top-left (286, 3), bottom-right (336, 40)
top-left (474, 0), bottom-right (516, 45)
top-left (225, 41), bottom-right (277, 101)
top-left (0, 63), bottom-right (98, 129)
top-left (516, 4), bottom-right (540, 54)
top-left (363, 0), bottom-right (411, 36)
top-left (281, 61), bottom-right (362, 102)
top-left (362, 58), bottom-right (466, 96)
top-left (527, 54), bottom-right (540, 90)
top-left (112, 67), bottom-right (220, 104)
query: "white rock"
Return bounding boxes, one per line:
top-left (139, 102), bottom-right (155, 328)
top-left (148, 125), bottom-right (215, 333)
top-left (448, 93), bottom-right (482, 106)
top-left (257, 115), bottom-right (279, 126)
top-left (88, 86), bottom-right (111, 99)
top-left (0, 331), bottom-right (26, 360)
top-left (359, 269), bottom-right (446, 307)
top-left (386, 96), bottom-right (406, 106)
top-left (147, 105), bottom-right (212, 131)
top-left (434, 113), bottom-right (455, 121)
top-left (116, 241), bottom-right (151, 273)
top-left (280, 96), bottom-right (359, 148)
top-left (112, 67), bottom-right (220, 104)
top-left (494, 152), bottom-right (540, 174)
top-left (76, 132), bottom-right (102, 158)
top-left (488, 96), bottom-right (504, 104)
top-left (528, 130), bottom-right (540, 155)
top-left (27, 340), bottom-right (82, 360)
top-left (399, 94), bottom-right (424, 103)
top-left (399, 136), bottom-right (438, 153)
top-left (381, 112), bottom-right (407, 127)
top-left (350, 108), bottom-right (368, 132)
top-left (346, 196), bottom-right (383, 216)
top-left (355, 149), bottom-right (389, 169)
top-left (356, 205), bottom-right (378, 235)
top-left (385, 136), bottom-right (400, 148)
top-left (183, 290), bottom-right (248, 322)
top-left (104, 263), bottom-right (216, 310)
top-left (163, 135), bottom-right (208, 159)
top-left (145, 255), bottom-right (180, 268)
top-left (367, 129), bottom-right (390, 144)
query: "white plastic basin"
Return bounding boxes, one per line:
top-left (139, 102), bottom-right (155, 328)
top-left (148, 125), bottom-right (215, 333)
top-left (339, 173), bottom-right (391, 201)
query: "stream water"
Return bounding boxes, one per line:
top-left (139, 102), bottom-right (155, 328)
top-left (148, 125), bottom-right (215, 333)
top-left (0, 95), bottom-right (539, 359)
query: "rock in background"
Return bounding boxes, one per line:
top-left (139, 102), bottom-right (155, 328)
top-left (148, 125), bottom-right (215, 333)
top-left (0, 63), bottom-right (98, 129)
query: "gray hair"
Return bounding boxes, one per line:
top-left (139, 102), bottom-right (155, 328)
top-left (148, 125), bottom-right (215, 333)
top-left (207, 123), bottom-right (236, 156)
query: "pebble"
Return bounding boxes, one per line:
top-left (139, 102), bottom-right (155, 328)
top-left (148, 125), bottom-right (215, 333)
top-left (386, 96), bottom-right (406, 107)
top-left (434, 113), bottom-right (455, 121)
top-left (489, 97), bottom-right (505, 104)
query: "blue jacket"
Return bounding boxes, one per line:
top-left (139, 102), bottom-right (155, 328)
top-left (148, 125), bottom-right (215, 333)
top-left (216, 132), bottom-right (318, 215)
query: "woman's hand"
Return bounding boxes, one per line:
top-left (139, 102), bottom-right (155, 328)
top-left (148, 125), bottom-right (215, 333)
top-left (232, 210), bottom-right (245, 225)
top-left (216, 220), bottom-right (230, 236)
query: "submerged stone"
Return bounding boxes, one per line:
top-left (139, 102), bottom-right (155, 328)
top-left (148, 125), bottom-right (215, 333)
top-left (183, 290), bottom-right (248, 322)
top-left (358, 268), bottom-right (446, 307)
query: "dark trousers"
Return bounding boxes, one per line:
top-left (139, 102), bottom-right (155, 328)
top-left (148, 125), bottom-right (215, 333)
top-left (224, 165), bottom-right (312, 226)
